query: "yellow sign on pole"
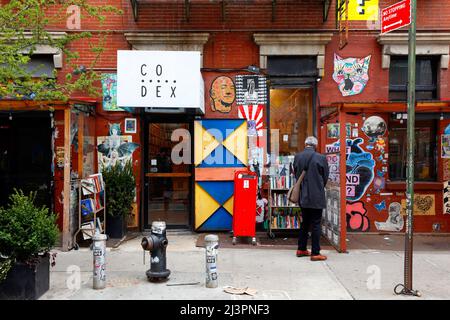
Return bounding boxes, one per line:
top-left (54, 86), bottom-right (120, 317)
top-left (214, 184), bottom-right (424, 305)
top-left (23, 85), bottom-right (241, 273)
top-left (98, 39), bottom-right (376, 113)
top-left (344, 0), bottom-right (379, 21)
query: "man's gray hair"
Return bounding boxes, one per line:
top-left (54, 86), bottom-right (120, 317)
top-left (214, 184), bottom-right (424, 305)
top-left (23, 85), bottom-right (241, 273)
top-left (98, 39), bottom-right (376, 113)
top-left (305, 136), bottom-right (318, 146)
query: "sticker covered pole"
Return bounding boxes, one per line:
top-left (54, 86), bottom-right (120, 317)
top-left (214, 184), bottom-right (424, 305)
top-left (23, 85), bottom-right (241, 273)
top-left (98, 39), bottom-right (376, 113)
top-left (395, 0), bottom-right (421, 297)
top-left (205, 234), bottom-right (219, 288)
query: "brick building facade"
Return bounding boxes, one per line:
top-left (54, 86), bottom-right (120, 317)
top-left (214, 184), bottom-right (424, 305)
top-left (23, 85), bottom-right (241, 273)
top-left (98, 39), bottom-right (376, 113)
top-left (2, 0), bottom-right (450, 250)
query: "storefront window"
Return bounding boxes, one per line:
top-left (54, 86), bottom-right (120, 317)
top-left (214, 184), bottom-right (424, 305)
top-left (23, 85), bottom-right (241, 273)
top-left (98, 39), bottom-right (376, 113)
top-left (389, 56), bottom-right (438, 101)
top-left (388, 119), bottom-right (437, 181)
top-left (269, 88), bottom-right (313, 156)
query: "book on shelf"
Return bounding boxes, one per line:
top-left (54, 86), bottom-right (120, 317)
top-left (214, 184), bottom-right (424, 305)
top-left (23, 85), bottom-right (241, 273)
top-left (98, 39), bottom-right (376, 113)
top-left (271, 193), bottom-right (298, 207)
top-left (80, 198), bottom-right (94, 222)
top-left (80, 221), bottom-right (95, 240)
top-left (81, 178), bottom-right (96, 195)
top-left (89, 173), bottom-right (104, 192)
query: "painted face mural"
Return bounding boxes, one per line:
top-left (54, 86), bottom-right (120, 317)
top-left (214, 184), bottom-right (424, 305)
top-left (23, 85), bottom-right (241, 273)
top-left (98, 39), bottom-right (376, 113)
top-left (209, 76), bottom-right (236, 113)
top-left (332, 54), bottom-right (371, 96)
top-left (346, 138), bottom-right (375, 202)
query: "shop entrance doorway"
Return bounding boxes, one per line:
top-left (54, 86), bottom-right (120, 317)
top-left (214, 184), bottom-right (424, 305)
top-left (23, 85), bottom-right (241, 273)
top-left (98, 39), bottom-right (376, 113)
top-left (144, 118), bottom-right (193, 229)
top-left (0, 112), bottom-right (52, 210)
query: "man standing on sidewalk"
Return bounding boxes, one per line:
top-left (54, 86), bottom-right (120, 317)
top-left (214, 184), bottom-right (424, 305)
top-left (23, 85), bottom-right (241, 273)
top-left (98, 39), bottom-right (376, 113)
top-left (293, 136), bottom-right (329, 261)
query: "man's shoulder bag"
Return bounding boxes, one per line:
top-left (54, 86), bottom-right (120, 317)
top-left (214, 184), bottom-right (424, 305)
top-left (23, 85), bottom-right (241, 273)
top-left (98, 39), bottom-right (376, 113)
top-left (287, 152), bottom-right (315, 204)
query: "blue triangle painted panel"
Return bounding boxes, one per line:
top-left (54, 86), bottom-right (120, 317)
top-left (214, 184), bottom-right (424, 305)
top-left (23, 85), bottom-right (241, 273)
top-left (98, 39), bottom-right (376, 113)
top-left (197, 181), bottom-right (234, 205)
top-left (199, 119), bottom-right (245, 142)
top-left (198, 207), bottom-right (232, 231)
top-left (197, 145), bottom-right (245, 168)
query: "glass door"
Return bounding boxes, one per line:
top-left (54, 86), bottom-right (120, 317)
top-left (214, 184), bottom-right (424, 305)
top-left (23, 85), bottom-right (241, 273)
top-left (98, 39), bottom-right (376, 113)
top-left (145, 121), bottom-right (192, 228)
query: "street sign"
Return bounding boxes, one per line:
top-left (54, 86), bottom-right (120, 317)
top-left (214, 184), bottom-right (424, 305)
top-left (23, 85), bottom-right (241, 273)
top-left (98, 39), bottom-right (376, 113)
top-left (381, 0), bottom-right (411, 34)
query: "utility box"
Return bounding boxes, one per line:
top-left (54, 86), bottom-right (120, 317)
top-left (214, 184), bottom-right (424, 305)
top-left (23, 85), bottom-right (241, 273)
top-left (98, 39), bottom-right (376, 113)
top-left (232, 170), bottom-right (258, 245)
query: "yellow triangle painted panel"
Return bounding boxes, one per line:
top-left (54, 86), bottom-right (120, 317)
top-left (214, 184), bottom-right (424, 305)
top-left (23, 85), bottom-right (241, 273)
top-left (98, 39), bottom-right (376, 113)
top-left (222, 122), bottom-right (248, 165)
top-left (195, 183), bottom-right (220, 229)
top-left (223, 196), bottom-right (234, 216)
top-left (194, 121), bottom-right (220, 166)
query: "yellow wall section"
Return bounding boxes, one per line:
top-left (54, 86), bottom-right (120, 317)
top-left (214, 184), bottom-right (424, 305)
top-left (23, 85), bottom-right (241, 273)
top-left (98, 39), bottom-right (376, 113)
top-left (223, 196), bottom-right (234, 216)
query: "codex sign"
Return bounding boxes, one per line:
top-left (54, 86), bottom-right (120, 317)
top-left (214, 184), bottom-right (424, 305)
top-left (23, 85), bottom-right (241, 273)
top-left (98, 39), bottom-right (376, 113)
top-left (117, 50), bottom-right (204, 111)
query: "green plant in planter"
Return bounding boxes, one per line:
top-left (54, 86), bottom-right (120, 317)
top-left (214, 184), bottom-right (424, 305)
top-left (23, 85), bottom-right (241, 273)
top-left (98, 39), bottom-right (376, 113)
top-left (102, 160), bottom-right (136, 218)
top-left (0, 190), bottom-right (59, 282)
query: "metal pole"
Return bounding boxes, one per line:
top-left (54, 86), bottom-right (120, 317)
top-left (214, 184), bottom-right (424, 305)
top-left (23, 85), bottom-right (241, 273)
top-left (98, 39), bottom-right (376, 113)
top-left (395, 0), bottom-right (420, 297)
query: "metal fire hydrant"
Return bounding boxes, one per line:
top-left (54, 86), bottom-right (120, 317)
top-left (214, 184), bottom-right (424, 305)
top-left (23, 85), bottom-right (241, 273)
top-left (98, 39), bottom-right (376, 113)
top-left (92, 233), bottom-right (107, 289)
top-left (141, 221), bottom-right (171, 282)
top-left (205, 234), bottom-right (219, 288)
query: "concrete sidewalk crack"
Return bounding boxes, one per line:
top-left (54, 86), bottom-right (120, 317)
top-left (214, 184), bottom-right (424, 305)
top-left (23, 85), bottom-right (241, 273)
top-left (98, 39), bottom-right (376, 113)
top-left (323, 261), bottom-right (356, 300)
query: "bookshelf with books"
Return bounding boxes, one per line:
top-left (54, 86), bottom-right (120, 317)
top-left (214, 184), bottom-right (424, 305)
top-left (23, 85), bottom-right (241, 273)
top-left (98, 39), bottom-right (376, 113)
top-left (267, 155), bottom-right (302, 238)
top-left (72, 173), bottom-right (106, 250)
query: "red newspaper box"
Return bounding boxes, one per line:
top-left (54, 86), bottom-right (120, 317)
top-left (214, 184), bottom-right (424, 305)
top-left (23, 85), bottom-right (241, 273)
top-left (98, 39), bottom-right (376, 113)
top-left (232, 170), bottom-right (258, 245)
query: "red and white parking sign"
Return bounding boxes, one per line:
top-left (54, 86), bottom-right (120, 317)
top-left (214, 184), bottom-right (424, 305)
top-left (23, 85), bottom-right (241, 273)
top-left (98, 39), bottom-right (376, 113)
top-left (381, 0), bottom-right (411, 34)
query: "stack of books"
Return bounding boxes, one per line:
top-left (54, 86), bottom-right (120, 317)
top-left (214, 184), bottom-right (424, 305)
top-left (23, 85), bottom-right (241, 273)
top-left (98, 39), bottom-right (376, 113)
top-left (81, 173), bottom-right (104, 195)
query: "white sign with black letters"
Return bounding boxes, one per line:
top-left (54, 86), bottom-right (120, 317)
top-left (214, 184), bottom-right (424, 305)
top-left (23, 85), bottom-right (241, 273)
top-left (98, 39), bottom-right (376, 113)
top-left (117, 50), bottom-right (204, 111)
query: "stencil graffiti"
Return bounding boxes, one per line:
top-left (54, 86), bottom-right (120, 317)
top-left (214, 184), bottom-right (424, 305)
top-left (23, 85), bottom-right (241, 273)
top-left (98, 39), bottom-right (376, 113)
top-left (333, 54), bottom-right (371, 96)
top-left (346, 138), bottom-right (375, 201)
top-left (375, 202), bottom-right (404, 232)
top-left (346, 201), bottom-right (370, 232)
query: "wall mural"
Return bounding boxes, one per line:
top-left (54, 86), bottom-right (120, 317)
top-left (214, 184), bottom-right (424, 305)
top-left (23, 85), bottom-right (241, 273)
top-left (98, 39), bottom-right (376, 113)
top-left (346, 138), bottom-right (375, 202)
top-left (238, 104), bottom-right (264, 137)
top-left (97, 123), bottom-right (139, 171)
top-left (375, 202), bottom-right (404, 232)
top-left (209, 76), bottom-right (236, 113)
top-left (101, 73), bottom-right (133, 112)
top-left (401, 194), bottom-right (436, 216)
top-left (235, 75), bottom-right (267, 106)
top-left (444, 181), bottom-right (450, 214)
top-left (346, 201), bottom-right (370, 232)
top-left (442, 134), bottom-right (450, 158)
top-left (332, 54), bottom-right (371, 96)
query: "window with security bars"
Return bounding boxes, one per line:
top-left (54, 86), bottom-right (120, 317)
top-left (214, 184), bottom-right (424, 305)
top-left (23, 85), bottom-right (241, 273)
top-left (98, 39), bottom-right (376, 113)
top-left (389, 55), bottom-right (439, 101)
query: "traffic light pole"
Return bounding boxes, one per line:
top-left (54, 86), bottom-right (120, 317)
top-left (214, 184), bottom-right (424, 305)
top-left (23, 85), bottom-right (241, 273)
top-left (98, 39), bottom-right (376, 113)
top-left (394, 0), bottom-right (421, 297)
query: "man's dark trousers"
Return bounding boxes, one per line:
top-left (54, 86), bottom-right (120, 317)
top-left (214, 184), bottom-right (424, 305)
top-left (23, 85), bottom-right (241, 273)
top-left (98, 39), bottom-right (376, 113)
top-left (298, 208), bottom-right (323, 255)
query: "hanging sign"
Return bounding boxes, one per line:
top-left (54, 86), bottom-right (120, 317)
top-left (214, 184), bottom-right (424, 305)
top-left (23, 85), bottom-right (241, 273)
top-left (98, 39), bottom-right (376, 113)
top-left (117, 50), bottom-right (204, 112)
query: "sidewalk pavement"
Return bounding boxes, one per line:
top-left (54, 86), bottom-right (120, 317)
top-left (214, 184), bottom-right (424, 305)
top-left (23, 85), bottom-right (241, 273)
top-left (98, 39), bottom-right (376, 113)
top-left (40, 232), bottom-right (450, 300)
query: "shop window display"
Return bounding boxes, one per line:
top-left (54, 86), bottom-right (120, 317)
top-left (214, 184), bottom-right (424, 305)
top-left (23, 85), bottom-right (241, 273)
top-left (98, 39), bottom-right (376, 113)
top-left (388, 118), bottom-right (437, 181)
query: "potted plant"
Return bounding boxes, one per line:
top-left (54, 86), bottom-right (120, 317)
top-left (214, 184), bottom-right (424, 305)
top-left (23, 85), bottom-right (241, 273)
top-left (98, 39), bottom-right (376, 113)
top-left (102, 160), bottom-right (136, 239)
top-left (0, 190), bottom-right (59, 300)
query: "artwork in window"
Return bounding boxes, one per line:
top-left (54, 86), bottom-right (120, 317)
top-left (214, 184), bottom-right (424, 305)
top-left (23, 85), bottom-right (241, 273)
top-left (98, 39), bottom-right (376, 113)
top-left (125, 118), bottom-right (137, 134)
top-left (332, 54), bottom-right (371, 96)
top-left (442, 135), bottom-right (450, 158)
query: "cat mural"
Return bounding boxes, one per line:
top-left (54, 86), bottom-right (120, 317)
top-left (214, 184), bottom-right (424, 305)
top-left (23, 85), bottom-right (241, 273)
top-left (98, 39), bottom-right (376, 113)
top-left (332, 54), bottom-right (371, 96)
